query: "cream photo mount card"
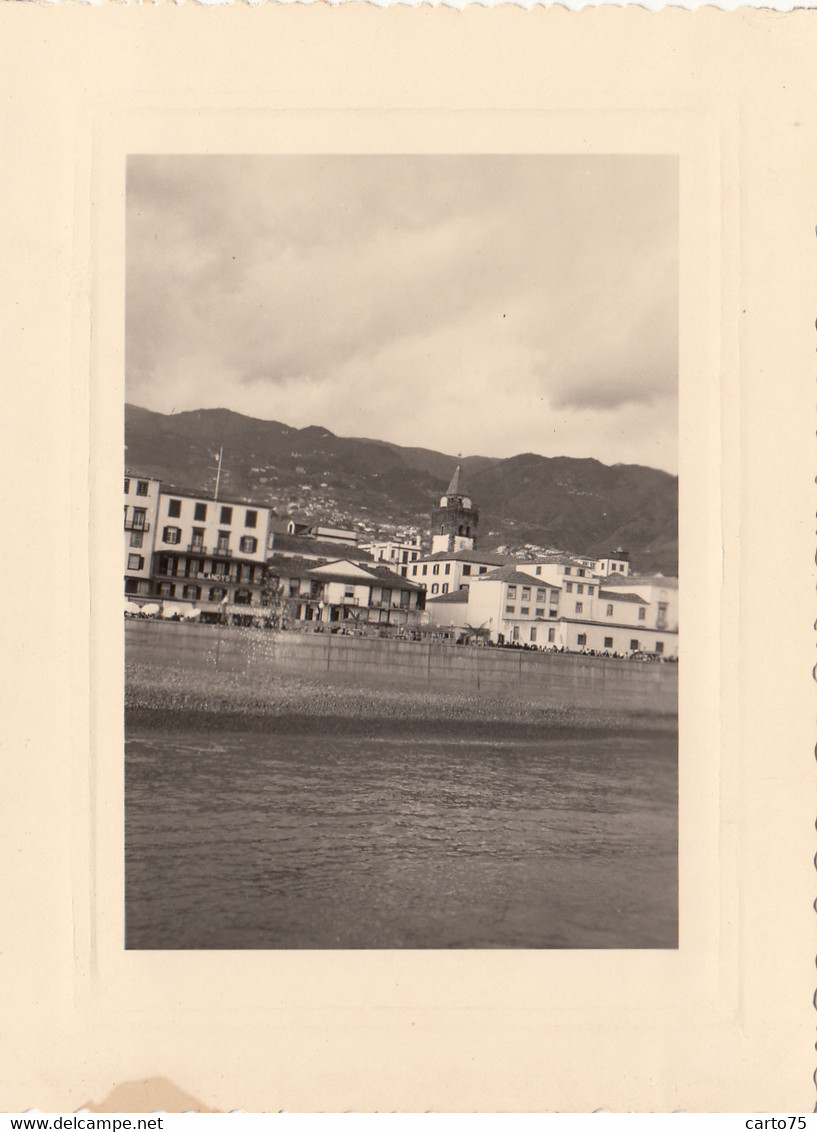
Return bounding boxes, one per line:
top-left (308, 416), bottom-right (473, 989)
top-left (1, 6), bottom-right (814, 1113)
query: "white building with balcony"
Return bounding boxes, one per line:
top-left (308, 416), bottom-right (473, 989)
top-left (265, 557), bottom-right (426, 631)
top-left (124, 475), bottom-right (161, 597)
top-left (149, 489), bottom-right (273, 620)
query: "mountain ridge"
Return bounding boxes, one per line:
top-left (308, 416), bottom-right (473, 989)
top-left (124, 403), bottom-right (678, 574)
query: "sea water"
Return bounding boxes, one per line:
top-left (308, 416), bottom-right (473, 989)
top-left (125, 728), bottom-right (677, 949)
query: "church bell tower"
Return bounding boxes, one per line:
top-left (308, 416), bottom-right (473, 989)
top-left (430, 461), bottom-right (479, 554)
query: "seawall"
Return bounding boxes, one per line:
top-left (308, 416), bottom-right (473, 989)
top-left (125, 620), bottom-right (678, 715)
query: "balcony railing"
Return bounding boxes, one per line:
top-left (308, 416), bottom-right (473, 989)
top-left (124, 518), bottom-right (150, 532)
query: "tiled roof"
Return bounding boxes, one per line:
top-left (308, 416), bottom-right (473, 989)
top-left (602, 574), bottom-right (678, 590)
top-left (266, 554), bottom-right (329, 577)
top-left (478, 567), bottom-right (562, 587)
top-left (365, 565), bottom-right (425, 591)
top-left (598, 589), bottom-right (648, 604)
top-left (426, 587), bottom-right (470, 604)
top-left (523, 553), bottom-right (584, 567)
top-left (415, 548), bottom-right (511, 566)
top-left (268, 517), bottom-right (311, 534)
top-left (304, 561), bottom-right (424, 592)
top-left (269, 532), bottom-right (373, 560)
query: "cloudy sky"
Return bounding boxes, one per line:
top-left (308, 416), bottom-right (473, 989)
top-left (126, 155), bottom-right (678, 472)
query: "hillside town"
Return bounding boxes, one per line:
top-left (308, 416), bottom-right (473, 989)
top-left (124, 462), bottom-right (678, 659)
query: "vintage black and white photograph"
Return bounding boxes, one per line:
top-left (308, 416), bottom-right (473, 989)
top-left (123, 154), bottom-right (679, 950)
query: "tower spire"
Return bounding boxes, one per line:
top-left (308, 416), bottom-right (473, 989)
top-left (445, 454), bottom-right (466, 498)
top-left (430, 456), bottom-right (479, 554)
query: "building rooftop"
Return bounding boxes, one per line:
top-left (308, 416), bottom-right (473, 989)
top-left (305, 561), bottom-right (424, 592)
top-left (478, 567), bottom-right (562, 587)
top-left (426, 587), bottom-right (470, 604)
top-left (602, 573), bottom-right (679, 589)
top-left (266, 554), bottom-right (330, 577)
top-left (268, 517), bottom-right (311, 535)
top-left (598, 589), bottom-right (648, 605)
top-left (268, 532), bottom-right (374, 561)
top-left (415, 548), bottom-right (511, 566)
top-left (524, 553), bottom-right (586, 567)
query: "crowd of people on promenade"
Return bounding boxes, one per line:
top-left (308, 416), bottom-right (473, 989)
top-left (485, 640), bottom-right (677, 662)
top-left (126, 605), bottom-right (677, 661)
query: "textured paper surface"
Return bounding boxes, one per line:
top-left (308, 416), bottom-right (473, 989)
top-left (1, 5), bottom-right (814, 1113)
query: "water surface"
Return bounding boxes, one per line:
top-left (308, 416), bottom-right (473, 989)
top-left (125, 726), bottom-right (677, 948)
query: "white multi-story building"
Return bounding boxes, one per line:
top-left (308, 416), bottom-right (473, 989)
top-left (150, 489), bottom-right (273, 619)
top-left (408, 548), bottom-right (511, 595)
top-left (425, 564), bottom-right (678, 656)
top-left (597, 573), bottom-right (678, 640)
top-left (465, 567), bottom-right (562, 646)
top-left (124, 475), bottom-right (161, 597)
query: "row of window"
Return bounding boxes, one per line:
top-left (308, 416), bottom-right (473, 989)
top-left (506, 585), bottom-right (556, 602)
top-left (125, 482), bottom-right (261, 530)
top-left (383, 548), bottom-right (421, 562)
top-left (160, 526), bottom-right (258, 554)
top-left (164, 500), bottom-right (258, 528)
top-left (505, 624), bottom-right (665, 653)
top-left (410, 562), bottom-right (493, 578)
top-left (504, 606), bottom-right (558, 618)
top-left (509, 625), bottom-right (554, 643)
top-left (564, 582), bottom-right (595, 595)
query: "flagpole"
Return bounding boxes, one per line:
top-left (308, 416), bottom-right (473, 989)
top-left (214, 447), bottom-right (223, 501)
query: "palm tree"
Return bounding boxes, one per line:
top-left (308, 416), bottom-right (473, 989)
top-left (461, 620), bottom-right (491, 645)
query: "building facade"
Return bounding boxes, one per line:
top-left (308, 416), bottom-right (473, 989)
top-left (408, 548), bottom-right (511, 595)
top-left (124, 475), bottom-right (161, 597)
top-left (465, 568), bottom-right (562, 645)
top-left (149, 489), bottom-right (273, 621)
top-left (264, 557), bottom-right (426, 631)
top-left (594, 551), bottom-right (631, 578)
